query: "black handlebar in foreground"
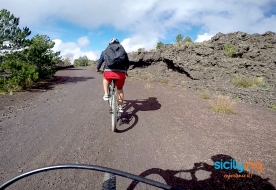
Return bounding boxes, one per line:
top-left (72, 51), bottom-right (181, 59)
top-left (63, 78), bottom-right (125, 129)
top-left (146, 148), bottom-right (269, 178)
top-left (0, 164), bottom-right (181, 190)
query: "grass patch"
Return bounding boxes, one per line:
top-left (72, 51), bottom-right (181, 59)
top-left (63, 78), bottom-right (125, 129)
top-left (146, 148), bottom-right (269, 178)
top-left (199, 91), bottom-right (210, 99)
top-left (209, 95), bottom-right (235, 114)
top-left (223, 44), bottom-right (236, 57)
top-left (232, 75), bottom-right (265, 88)
top-left (268, 104), bottom-right (276, 110)
top-left (233, 97), bottom-right (242, 102)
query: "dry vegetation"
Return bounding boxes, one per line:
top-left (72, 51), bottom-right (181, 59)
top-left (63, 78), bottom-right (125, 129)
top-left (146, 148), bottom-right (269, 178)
top-left (209, 95), bottom-right (235, 114)
top-left (144, 82), bottom-right (153, 90)
top-left (199, 91), bottom-right (210, 99)
top-left (231, 75), bottom-right (265, 88)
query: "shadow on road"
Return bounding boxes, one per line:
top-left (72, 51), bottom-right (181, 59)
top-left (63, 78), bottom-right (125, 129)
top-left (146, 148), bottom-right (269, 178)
top-left (28, 76), bottom-right (94, 92)
top-left (116, 97), bottom-right (161, 133)
top-left (127, 154), bottom-right (275, 190)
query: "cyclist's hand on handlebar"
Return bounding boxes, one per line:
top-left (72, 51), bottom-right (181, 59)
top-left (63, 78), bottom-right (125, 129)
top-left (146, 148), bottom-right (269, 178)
top-left (97, 69), bottom-right (103, 74)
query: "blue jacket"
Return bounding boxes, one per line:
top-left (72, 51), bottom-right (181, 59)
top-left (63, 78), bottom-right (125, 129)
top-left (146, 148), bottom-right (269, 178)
top-left (97, 49), bottom-right (130, 73)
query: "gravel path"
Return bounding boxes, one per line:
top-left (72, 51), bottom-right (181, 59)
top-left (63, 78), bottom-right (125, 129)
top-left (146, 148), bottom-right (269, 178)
top-left (0, 67), bottom-right (275, 189)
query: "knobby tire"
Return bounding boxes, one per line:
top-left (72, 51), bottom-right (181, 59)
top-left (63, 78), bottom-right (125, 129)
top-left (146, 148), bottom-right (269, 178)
top-left (110, 81), bottom-right (117, 132)
top-left (102, 173), bottom-right (116, 190)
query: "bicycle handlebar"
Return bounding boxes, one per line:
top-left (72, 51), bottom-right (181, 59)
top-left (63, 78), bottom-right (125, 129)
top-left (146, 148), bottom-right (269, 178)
top-left (0, 164), bottom-right (181, 190)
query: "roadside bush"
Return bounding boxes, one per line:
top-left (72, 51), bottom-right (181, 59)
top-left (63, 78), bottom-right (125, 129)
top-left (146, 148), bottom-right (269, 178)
top-left (27, 34), bottom-right (61, 78)
top-left (0, 9), bottom-right (60, 92)
top-left (62, 57), bottom-right (71, 65)
top-left (74, 55), bottom-right (89, 66)
top-left (0, 60), bottom-right (38, 91)
top-left (223, 44), bottom-right (236, 57)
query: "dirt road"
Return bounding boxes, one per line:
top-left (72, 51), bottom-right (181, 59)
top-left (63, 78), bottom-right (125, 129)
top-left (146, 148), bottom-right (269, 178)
top-left (0, 67), bottom-right (275, 189)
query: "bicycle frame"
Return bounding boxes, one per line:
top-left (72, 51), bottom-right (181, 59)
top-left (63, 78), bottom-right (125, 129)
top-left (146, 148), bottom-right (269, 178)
top-left (0, 164), bottom-right (181, 190)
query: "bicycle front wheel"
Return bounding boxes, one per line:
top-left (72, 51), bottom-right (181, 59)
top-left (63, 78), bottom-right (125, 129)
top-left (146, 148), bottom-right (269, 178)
top-left (102, 173), bottom-right (116, 190)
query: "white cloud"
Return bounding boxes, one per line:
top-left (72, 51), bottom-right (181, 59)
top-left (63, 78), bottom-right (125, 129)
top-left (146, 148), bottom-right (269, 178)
top-left (121, 35), bottom-right (158, 53)
top-left (2, 0), bottom-right (276, 54)
top-left (121, 38), bottom-right (141, 53)
top-left (195, 33), bottom-right (214, 42)
top-left (77, 36), bottom-right (90, 47)
top-left (52, 37), bottom-right (99, 64)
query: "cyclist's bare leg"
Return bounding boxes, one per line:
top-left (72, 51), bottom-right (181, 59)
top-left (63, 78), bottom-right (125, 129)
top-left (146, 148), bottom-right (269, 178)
top-left (103, 78), bottom-right (109, 95)
top-left (117, 88), bottom-right (124, 108)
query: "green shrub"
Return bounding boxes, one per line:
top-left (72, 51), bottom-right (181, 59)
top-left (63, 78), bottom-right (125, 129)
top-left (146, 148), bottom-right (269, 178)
top-left (268, 104), bottom-right (276, 110)
top-left (74, 55), bottom-right (90, 66)
top-left (223, 44), bottom-right (236, 57)
top-left (183, 36), bottom-right (192, 43)
top-left (0, 60), bottom-right (39, 91)
top-left (156, 41), bottom-right (164, 49)
top-left (176, 34), bottom-right (183, 43)
top-left (27, 34), bottom-right (61, 78)
top-left (175, 35), bottom-right (193, 47)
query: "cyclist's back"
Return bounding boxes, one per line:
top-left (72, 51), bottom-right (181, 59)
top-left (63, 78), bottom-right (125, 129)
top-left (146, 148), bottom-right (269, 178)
top-left (97, 38), bottom-right (129, 112)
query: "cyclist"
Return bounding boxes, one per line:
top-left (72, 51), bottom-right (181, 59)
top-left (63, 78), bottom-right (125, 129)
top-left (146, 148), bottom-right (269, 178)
top-left (97, 38), bottom-right (129, 113)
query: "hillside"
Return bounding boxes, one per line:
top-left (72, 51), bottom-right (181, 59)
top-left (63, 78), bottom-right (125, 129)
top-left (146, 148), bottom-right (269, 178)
top-left (127, 31), bottom-right (276, 108)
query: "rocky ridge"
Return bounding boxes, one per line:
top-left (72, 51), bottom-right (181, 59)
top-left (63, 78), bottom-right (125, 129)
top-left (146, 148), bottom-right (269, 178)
top-left (127, 31), bottom-right (276, 107)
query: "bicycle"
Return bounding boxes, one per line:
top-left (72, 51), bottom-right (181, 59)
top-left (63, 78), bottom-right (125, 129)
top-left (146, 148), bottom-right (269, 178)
top-left (0, 164), bottom-right (182, 190)
top-left (97, 70), bottom-right (128, 132)
top-left (108, 79), bottom-right (120, 132)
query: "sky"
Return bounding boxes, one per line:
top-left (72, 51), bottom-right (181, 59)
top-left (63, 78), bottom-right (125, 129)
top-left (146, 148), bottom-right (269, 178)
top-left (1, 0), bottom-right (276, 62)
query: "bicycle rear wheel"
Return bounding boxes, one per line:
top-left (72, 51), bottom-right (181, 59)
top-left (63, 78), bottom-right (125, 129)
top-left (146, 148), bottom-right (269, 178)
top-left (108, 84), bottom-right (112, 110)
top-left (110, 81), bottom-right (117, 132)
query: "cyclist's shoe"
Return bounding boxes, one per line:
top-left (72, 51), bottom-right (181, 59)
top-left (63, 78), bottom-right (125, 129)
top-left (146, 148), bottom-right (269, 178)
top-left (103, 95), bottom-right (109, 101)
top-left (118, 107), bottom-right (123, 113)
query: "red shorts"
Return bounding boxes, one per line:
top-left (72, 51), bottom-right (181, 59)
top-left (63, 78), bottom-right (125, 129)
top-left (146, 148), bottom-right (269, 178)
top-left (104, 71), bottom-right (126, 89)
